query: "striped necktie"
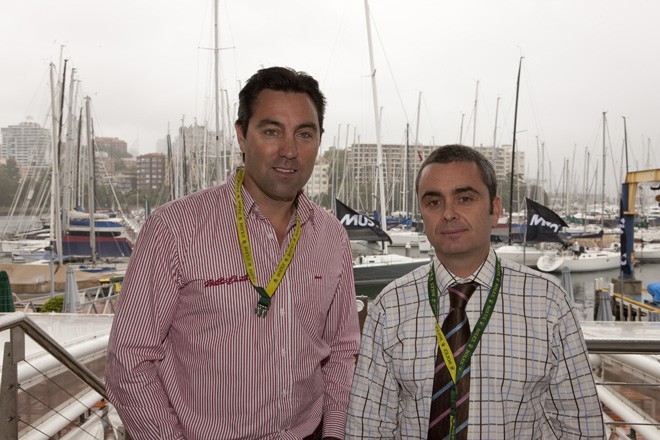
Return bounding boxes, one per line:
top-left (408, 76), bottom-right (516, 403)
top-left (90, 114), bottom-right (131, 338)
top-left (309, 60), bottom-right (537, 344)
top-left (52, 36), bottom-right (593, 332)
top-left (428, 281), bottom-right (478, 439)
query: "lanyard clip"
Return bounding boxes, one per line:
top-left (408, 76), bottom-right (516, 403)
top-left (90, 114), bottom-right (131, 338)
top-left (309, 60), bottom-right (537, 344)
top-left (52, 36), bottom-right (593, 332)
top-left (254, 294), bottom-right (271, 318)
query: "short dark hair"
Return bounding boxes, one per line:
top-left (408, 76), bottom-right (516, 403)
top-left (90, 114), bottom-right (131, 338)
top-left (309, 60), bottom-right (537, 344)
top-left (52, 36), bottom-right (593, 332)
top-left (235, 66), bottom-right (326, 137)
top-left (415, 144), bottom-right (498, 210)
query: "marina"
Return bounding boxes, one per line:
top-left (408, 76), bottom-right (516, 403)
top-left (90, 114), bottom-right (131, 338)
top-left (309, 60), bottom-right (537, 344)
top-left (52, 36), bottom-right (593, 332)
top-left (1, 0), bottom-right (660, 437)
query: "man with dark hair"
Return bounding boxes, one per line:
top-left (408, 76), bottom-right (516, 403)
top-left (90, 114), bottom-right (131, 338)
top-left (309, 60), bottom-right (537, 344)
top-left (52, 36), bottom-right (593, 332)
top-left (347, 144), bottom-right (604, 438)
top-left (107, 66), bottom-right (359, 440)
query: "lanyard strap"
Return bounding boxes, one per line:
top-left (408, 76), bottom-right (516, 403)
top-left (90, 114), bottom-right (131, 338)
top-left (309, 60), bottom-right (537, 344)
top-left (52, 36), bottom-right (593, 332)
top-left (234, 168), bottom-right (301, 318)
top-left (428, 258), bottom-right (502, 438)
top-left (427, 258), bottom-right (502, 382)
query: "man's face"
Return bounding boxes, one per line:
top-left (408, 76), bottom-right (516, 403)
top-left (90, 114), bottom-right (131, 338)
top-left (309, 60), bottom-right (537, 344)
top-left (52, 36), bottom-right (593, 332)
top-left (235, 89), bottom-right (320, 206)
top-left (417, 161), bottom-right (501, 275)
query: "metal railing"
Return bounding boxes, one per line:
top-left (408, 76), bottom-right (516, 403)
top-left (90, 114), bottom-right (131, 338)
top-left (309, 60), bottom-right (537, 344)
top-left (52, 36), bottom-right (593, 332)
top-left (2, 315), bottom-right (659, 438)
top-left (0, 313), bottom-right (107, 439)
top-left (612, 292), bottom-right (660, 322)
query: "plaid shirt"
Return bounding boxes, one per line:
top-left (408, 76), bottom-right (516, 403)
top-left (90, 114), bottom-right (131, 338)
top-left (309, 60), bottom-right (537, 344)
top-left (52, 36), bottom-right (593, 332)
top-left (347, 250), bottom-right (605, 439)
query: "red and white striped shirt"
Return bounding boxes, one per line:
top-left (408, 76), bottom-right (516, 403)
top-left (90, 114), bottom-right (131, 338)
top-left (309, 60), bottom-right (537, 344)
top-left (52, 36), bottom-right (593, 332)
top-left (106, 169), bottom-right (360, 439)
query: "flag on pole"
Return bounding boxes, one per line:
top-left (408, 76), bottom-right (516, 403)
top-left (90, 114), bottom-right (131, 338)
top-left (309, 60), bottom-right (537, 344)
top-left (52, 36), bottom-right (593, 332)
top-left (335, 199), bottom-right (392, 243)
top-left (525, 197), bottom-right (568, 243)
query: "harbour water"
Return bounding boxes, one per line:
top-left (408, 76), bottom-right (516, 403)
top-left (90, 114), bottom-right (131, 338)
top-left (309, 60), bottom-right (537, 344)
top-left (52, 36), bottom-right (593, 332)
top-left (2, 216), bottom-right (659, 321)
top-left (362, 244), bottom-right (660, 321)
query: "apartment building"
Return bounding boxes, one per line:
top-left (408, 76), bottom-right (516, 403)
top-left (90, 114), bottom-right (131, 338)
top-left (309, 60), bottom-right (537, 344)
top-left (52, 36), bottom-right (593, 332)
top-left (0, 120), bottom-right (51, 170)
top-left (137, 152), bottom-right (167, 192)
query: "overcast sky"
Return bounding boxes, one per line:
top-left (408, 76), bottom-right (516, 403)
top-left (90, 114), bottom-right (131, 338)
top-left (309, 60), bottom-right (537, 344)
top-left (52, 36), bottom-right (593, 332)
top-left (2, 0), bottom-right (659, 199)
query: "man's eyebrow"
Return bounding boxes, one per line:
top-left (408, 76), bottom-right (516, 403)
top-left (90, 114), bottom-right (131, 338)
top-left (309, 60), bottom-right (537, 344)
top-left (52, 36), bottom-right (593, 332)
top-left (295, 122), bottom-right (319, 132)
top-left (452, 185), bottom-right (480, 195)
top-left (255, 119), bottom-right (319, 132)
top-left (420, 190), bottom-right (443, 199)
top-left (255, 119), bottom-right (283, 128)
top-left (420, 186), bottom-right (481, 199)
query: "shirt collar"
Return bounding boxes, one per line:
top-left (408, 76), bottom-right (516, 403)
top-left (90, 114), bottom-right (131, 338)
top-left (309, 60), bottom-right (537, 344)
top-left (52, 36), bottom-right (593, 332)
top-left (227, 167), bottom-right (315, 227)
top-left (434, 248), bottom-right (498, 293)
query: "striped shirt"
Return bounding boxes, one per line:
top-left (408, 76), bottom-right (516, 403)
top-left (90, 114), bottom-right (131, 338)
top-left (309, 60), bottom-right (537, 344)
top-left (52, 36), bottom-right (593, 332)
top-left (106, 169), bottom-right (360, 440)
top-left (346, 250), bottom-right (605, 439)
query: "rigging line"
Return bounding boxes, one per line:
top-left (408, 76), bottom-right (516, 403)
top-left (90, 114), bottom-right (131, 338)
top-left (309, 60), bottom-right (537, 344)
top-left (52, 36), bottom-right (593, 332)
top-left (604, 117), bottom-right (620, 200)
top-left (461, 106), bottom-right (475, 143)
top-left (420, 94), bottom-right (438, 144)
top-left (321, 0), bottom-right (352, 86)
top-left (369, 7), bottom-right (410, 123)
top-left (522, 65), bottom-right (545, 143)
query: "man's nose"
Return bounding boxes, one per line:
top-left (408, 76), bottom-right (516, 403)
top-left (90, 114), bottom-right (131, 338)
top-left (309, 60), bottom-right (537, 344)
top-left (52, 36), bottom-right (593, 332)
top-left (442, 203), bottom-right (458, 221)
top-left (279, 135), bottom-right (298, 159)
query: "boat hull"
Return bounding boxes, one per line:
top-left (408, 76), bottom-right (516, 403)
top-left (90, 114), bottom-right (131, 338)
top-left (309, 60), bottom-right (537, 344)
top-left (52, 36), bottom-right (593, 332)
top-left (494, 245), bottom-right (545, 268)
top-left (537, 251), bottom-right (620, 273)
top-left (353, 255), bottom-right (430, 297)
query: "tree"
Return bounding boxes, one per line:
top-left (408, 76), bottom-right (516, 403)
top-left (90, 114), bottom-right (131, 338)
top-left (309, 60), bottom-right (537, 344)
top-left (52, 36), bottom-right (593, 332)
top-left (0, 158), bottom-right (21, 207)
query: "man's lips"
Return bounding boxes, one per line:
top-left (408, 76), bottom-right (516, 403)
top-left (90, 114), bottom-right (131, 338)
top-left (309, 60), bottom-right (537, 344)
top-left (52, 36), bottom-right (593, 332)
top-left (440, 227), bottom-right (467, 236)
top-left (273, 167), bottom-right (296, 174)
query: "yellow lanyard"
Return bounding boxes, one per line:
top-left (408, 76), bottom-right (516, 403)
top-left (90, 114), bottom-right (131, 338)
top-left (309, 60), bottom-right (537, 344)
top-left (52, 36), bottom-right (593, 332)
top-left (234, 168), bottom-right (301, 318)
top-left (428, 259), bottom-right (502, 439)
top-left (428, 260), bottom-right (501, 383)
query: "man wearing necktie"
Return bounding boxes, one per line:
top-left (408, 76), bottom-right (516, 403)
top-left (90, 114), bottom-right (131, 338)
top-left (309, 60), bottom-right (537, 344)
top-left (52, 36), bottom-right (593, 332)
top-left (346, 145), bottom-right (605, 439)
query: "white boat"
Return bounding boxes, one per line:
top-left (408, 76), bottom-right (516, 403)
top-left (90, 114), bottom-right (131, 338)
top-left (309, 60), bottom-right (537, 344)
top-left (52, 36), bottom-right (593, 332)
top-left (536, 250), bottom-right (620, 273)
top-left (387, 228), bottom-right (430, 252)
top-left (1, 238), bottom-right (50, 254)
top-left (634, 243), bottom-right (660, 262)
top-left (606, 241), bottom-right (660, 263)
top-left (494, 244), bottom-right (546, 268)
top-left (353, 254), bottom-right (430, 292)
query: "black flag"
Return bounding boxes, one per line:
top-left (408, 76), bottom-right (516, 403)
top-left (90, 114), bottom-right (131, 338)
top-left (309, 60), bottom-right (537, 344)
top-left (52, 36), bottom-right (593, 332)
top-left (335, 199), bottom-right (392, 243)
top-left (525, 197), bottom-right (568, 243)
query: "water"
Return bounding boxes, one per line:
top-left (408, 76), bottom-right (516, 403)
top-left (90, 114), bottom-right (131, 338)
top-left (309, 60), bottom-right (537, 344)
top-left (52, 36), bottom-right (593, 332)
top-left (546, 263), bottom-right (659, 321)
top-left (360, 244), bottom-right (660, 321)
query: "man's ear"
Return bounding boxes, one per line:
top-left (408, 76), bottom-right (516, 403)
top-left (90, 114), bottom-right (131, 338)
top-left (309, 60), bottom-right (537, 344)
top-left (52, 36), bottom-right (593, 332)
top-left (235, 123), bottom-right (246, 152)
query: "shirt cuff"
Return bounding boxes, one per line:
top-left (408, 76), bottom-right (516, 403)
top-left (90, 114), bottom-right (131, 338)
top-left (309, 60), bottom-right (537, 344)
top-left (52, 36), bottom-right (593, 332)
top-left (322, 409), bottom-right (347, 439)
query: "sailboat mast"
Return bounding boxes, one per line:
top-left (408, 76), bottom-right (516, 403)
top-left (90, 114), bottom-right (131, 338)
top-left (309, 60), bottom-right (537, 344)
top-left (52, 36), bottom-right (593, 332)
top-left (49, 63), bottom-right (63, 266)
top-left (508, 57), bottom-right (523, 245)
top-left (403, 123), bottom-right (409, 216)
top-left (75, 107), bottom-right (83, 208)
top-left (493, 96), bottom-right (500, 150)
top-left (166, 125), bottom-right (175, 201)
top-left (459, 114), bottom-right (465, 144)
top-left (622, 116), bottom-right (629, 174)
top-left (493, 96), bottom-right (501, 190)
top-left (364, 0), bottom-right (388, 249)
top-left (601, 111), bottom-right (607, 227)
top-left (214, 0), bottom-right (222, 185)
top-left (85, 97), bottom-right (96, 263)
top-left (472, 80), bottom-right (479, 147)
top-left (413, 91), bottom-right (422, 219)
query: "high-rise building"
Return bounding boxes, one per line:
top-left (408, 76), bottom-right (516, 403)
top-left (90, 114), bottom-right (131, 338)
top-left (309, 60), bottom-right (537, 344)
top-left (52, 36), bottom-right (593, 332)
top-left (0, 120), bottom-right (51, 170)
top-left (341, 143), bottom-right (524, 212)
top-left (137, 153), bottom-right (167, 192)
top-left (96, 137), bottom-right (129, 158)
top-left (305, 156), bottom-right (330, 197)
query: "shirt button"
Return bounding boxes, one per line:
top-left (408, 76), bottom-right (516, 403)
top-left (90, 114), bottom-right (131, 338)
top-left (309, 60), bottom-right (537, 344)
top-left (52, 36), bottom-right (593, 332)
top-left (281, 349), bottom-right (286, 358)
top-left (280, 307), bottom-right (285, 317)
top-left (267, 232), bottom-right (274, 240)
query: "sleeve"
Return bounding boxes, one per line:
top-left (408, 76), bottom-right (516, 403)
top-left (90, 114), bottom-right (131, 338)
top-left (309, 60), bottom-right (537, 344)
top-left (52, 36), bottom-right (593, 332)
top-left (544, 288), bottom-right (606, 438)
top-left (105, 213), bottom-right (186, 440)
top-left (320, 233), bottom-right (361, 438)
top-left (345, 298), bottom-right (399, 439)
